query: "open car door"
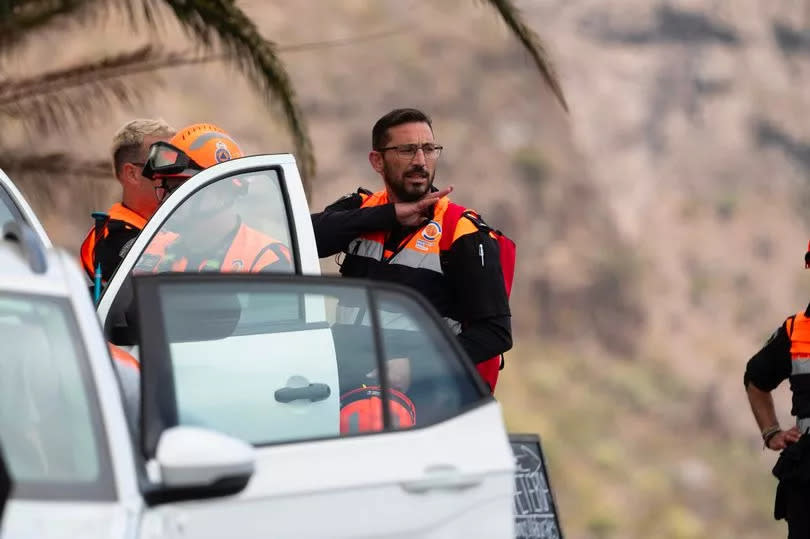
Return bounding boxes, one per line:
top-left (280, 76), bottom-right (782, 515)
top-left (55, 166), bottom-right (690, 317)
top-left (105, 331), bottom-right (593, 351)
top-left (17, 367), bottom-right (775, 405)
top-left (133, 273), bottom-right (515, 538)
top-left (97, 154), bottom-right (317, 353)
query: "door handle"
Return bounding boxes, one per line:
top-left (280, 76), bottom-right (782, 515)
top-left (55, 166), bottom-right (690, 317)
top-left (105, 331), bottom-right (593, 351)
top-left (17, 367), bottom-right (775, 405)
top-left (274, 383), bottom-right (331, 403)
top-left (400, 465), bottom-right (483, 494)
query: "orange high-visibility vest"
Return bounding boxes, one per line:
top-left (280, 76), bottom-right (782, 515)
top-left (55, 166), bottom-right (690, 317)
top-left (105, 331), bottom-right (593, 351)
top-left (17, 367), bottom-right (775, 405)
top-left (140, 223), bottom-right (291, 273)
top-left (784, 312), bottom-right (810, 420)
top-left (107, 343), bottom-right (139, 370)
top-left (80, 203), bottom-right (147, 277)
top-left (346, 190), bottom-right (502, 393)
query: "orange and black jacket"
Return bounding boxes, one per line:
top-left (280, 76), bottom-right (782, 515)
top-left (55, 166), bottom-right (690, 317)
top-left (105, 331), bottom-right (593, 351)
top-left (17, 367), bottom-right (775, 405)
top-left (745, 304), bottom-right (810, 419)
top-left (311, 187), bottom-right (511, 365)
top-left (80, 203), bottom-right (146, 282)
top-left (133, 219), bottom-right (292, 274)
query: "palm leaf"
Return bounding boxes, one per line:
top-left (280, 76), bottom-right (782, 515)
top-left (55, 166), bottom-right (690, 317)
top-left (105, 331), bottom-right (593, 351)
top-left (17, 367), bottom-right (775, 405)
top-left (112, 0), bottom-right (316, 191)
top-left (481, 0), bottom-right (568, 111)
top-left (0, 45), bottom-right (165, 136)
top-left (0, 0), bottom-right (88, 53)
top-left (0, 152), bottom-right (109, 177)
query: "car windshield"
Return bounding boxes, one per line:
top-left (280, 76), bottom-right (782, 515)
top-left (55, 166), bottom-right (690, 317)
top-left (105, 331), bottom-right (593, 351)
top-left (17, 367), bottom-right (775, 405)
top-left (0, 293), bottom-right (113, 500)
top-left (143, 278), bottom-right (483, 446)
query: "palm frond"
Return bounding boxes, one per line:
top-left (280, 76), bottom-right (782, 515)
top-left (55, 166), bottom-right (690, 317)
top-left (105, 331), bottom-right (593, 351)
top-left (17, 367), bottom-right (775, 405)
top-left (0, 0), bottom-right (87, 53)
top-left (153, 0), bottom-right (315, 192)
top-left (0, 152), bottom-right (109, 177)
top-left (482, 0), bottom-right (569, 112)
top-left (0, 45), bottom-right (165, 136)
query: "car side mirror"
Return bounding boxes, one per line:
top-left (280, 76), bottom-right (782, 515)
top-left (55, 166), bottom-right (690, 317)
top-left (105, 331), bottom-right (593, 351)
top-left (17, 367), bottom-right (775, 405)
top-left (146, 426), bottom-right (255, 504)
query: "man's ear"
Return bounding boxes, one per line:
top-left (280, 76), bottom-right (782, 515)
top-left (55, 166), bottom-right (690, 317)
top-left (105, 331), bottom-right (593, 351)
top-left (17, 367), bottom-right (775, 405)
top-left (119, 162), bottom-right (140, 186)
top-left (368, 151), bottom-right (384, 175)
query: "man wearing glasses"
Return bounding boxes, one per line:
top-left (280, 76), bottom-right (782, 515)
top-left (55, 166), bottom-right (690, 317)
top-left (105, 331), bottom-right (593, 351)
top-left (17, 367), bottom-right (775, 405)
top-left (312, 108), bottom-right (512, 394)
top-left (79, 118), bottom-right (175, 283)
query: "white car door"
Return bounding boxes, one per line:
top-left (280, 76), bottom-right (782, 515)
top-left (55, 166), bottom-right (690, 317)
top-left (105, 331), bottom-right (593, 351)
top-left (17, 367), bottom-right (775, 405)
top-left (96, 154), bottom-right (318, 357)
top-left (96, 153), bottom-right (319, 319)
top-left (132, 274), bottom-right (515, 539)
top-left (0, 289), bottom-right (135, 539)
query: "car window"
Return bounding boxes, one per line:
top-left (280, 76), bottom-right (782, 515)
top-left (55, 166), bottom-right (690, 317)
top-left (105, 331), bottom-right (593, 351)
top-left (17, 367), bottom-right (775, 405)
top-left (0, 294), bottom-right (114, 501)
top-left (145, 279), bottom-right (484, 447)
top-left (132, 169), bottom-right (294, 275)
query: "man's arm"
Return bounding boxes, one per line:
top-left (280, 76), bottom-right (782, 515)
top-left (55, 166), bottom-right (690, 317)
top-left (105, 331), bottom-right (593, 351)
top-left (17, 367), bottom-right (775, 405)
top-left (444, 228), bottom-right (512, 364)
top-left (311, 192), bottom-right (394, 258)
top-left (744, 323), bottom-right (799, 450)
top-left (311, 187), bottom-right (454, 258)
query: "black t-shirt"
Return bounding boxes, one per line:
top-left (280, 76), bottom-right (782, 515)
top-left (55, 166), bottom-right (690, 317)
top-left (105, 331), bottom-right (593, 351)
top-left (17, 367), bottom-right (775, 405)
top-left (744, 321), bottom-right (792, 392)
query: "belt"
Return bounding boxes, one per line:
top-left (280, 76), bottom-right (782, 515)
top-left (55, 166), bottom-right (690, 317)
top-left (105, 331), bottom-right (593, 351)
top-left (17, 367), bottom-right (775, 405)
top-left (798, 417), bottom-right (810, 433)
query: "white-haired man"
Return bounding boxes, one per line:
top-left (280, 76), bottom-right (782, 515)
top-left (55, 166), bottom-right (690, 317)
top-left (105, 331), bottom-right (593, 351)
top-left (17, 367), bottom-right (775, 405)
top-left (80, 118), bottom-right (175, 283)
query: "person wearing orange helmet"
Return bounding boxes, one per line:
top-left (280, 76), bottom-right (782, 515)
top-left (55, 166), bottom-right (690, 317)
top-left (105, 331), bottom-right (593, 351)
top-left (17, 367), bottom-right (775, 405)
top-left (79, 119), bottom-right (175, 285)
top-left (136, 123), bottom-right (292, 273)
top-left (745, 241), bottom-right (810, 536)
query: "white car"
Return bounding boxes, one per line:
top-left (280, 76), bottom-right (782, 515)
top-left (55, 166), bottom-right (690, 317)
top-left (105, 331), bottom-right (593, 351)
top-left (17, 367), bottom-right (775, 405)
top-left (0, 169), bottom-right (51, 248)
top-left (0, 155), bottom-right (517, 538)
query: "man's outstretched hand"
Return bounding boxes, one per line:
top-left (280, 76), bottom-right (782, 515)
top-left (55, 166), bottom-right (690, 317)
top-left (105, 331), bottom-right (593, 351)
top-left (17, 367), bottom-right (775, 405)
top-left (394, 186), bottom-right (453, 227)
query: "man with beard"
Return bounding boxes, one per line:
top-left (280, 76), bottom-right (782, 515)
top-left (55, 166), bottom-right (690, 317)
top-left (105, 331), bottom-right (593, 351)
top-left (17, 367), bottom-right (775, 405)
top-left (312, 108), bottom-right (511, 397)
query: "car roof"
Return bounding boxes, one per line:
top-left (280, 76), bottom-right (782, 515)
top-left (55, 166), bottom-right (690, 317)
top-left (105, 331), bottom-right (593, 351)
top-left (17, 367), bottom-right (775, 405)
top-left (0, 224), bottom-right (72, 297)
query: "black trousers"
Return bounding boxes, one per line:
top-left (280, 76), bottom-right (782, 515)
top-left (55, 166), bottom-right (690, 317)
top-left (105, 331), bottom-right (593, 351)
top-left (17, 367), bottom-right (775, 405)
top-left (782, 480), bottom-right (810, 539)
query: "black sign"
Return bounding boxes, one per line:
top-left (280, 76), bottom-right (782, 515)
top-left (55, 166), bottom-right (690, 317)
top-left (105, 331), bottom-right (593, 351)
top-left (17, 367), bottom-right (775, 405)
top-left (0, 442), bottom-right (10, 524)
top-left (510, 434), bottom-right (563, 539)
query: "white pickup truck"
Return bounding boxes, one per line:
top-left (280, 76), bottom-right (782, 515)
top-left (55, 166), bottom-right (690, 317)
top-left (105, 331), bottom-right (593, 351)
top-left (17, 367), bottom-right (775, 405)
top-left (0, 155), bottom-right (520, 538)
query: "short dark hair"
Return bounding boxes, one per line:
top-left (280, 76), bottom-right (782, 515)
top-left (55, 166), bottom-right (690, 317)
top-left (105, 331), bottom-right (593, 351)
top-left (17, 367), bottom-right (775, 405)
top-left (372, 108), bottom-right (433, 150)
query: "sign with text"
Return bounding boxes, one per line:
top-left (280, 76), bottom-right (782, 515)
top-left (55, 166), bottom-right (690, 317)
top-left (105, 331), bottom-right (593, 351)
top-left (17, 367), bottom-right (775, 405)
top-left (510, 434), bottom-right (563, 539)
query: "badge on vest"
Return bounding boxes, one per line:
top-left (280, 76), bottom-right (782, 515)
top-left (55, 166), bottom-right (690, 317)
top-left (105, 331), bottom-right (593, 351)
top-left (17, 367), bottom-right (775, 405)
top-left (422, 221), bottom-right (441, 241)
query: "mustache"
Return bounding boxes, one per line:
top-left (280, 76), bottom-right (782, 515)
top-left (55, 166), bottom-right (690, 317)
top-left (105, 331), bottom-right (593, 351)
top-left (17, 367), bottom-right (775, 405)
top-left (404, 166), bottom-right (429, 178)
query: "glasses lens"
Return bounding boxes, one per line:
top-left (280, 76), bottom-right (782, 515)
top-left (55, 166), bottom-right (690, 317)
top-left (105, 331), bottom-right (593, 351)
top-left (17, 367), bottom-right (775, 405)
top-left (152, 146), bottom-right (181, 168)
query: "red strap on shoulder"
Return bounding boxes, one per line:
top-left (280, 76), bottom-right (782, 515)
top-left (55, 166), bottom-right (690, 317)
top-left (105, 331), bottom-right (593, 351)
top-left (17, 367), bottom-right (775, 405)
top-left (440, 202), bottom-right (466, 251)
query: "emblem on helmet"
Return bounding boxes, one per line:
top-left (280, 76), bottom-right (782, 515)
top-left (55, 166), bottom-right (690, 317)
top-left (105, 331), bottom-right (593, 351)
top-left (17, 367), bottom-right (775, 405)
top-left (215, 141), bottom-right (232, 163)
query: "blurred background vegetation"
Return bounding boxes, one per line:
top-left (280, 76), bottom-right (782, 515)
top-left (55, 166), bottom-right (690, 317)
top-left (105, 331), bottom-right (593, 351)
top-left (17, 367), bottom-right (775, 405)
top-left (3, 1), bottom-right (810, 537)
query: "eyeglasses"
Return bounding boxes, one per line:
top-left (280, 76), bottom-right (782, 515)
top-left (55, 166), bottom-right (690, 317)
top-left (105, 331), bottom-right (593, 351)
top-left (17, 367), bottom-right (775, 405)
top-left (376, 143), bottom-right (443, 160)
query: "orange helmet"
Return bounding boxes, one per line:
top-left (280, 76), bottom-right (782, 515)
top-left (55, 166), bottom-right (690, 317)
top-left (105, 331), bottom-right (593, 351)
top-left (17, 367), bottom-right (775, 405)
top-left (142, 123), bottom-right (243, 181)
top-left (171, 123), bottom-right (243, 169)
top-left (340, 386), bottom-right (416, 434)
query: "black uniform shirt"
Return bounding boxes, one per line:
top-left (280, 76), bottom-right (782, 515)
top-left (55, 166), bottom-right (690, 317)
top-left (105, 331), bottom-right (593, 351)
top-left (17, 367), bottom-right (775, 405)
top-left (94, 221), bottom-right (141, 281)
top-left (744, 322), bottom-right (792, 392)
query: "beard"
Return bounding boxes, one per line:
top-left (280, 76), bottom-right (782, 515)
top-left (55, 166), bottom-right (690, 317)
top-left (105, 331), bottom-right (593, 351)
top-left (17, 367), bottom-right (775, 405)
top-left (383, 160), bottom-right (435, 202)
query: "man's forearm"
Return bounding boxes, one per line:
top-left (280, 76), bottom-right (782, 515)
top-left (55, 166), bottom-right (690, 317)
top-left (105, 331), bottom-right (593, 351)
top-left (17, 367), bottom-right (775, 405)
top-left (746, 381), bottom-right (780, 432)
top-left (311, 205), bottom-right (397, 258)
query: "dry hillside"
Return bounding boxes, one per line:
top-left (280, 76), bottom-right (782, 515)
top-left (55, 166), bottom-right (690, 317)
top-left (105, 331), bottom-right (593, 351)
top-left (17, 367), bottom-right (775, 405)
top-left (4, 1), bottom-right (810, 537)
